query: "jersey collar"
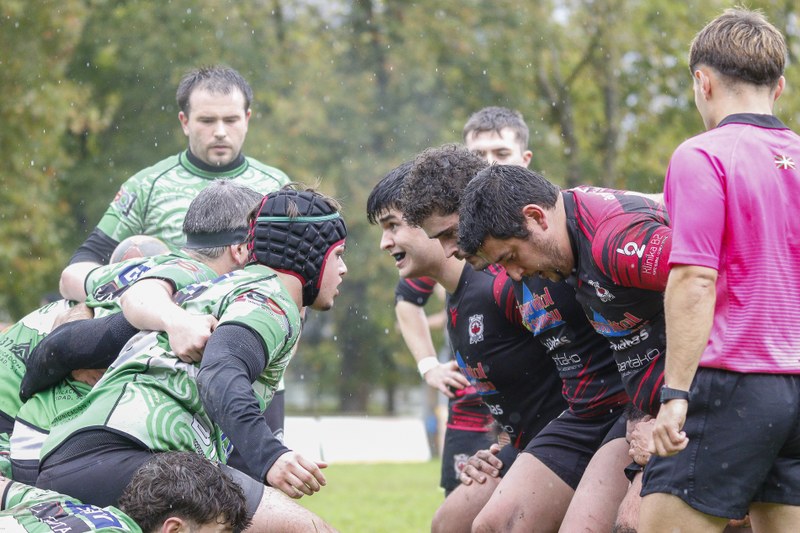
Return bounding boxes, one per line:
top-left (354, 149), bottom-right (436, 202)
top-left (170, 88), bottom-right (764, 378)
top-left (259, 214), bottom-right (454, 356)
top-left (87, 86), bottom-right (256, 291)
top-left (717, 113), bottom-right (788, 130)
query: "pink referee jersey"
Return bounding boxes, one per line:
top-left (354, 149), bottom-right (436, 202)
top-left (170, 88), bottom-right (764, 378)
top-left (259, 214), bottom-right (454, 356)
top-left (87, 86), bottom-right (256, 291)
top-left (665, 114), bottom-right (800, 373)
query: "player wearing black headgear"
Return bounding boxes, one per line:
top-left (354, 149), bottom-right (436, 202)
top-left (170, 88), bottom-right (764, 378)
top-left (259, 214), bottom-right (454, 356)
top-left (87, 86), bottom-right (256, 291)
top-left (249, 187), bottom-right (347, 307)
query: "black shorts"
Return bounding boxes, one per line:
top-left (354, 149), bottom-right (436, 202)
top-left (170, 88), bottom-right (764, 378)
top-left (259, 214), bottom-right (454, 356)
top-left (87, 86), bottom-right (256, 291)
top-left (440, 428), bottom-right (494, 494)
top-left (642, 368), bottom-right (800, 519)
top-left (523, 408), bottom-right (627, 489)
top-left (37, 429), bottom-right (264, 518)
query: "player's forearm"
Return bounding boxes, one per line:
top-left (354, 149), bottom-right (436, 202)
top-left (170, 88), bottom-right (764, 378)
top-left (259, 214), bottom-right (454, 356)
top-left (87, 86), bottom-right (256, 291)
top-left (59, 262), bottom-right (99, 301)
top-left (663, 265), bottom-right (717, 390)
top-left (395, 300), bottom-right (437, 363)
top-left (120, 279), bottom-right (178, 332)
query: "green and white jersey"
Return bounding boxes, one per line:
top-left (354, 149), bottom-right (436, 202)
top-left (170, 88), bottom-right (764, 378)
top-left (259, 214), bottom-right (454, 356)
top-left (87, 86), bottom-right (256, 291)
top-left (0, 432), bottom-right (11, 478)
top-left (42, 264), bottom-right (301, 465)
top-left (0, 301), bottom-right (73, 421)
top-left (0, 483), bottom-right (139, 532)
top-left (96, 151), bottom-right (289, 249)
top-left (11, 380), bottom-right (92, 471)
top-left (84, 251), bottom-right (216, 317)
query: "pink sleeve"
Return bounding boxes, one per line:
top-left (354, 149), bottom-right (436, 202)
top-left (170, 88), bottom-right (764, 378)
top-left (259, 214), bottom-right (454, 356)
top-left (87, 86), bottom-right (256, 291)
top-left (663, 145), bottom-right (725, 270)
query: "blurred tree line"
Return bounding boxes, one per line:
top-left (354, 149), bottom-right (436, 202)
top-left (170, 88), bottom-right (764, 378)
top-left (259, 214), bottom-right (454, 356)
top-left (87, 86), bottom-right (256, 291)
top-left (2, 0), bottom-right (798, 413)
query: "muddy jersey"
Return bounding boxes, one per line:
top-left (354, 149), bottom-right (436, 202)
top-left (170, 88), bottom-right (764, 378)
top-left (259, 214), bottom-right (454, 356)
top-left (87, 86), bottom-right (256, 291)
top-left (563, 187), bottom-right (672, 415)
top-left (0, 483), bottom-right (138, 532)
top-left (448, 265), bottom-right (565, 449)
top-left (514, 278), bottom-right (629, 417)
top-left (42, 264), bottom-right (301, 470)
top-left (96, 150), bottom-right (289, 252)
top-left (396, 276), bottom-right (494, 434)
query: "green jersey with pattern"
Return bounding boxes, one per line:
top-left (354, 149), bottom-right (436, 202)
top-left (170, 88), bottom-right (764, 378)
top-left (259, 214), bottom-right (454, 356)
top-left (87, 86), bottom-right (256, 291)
top-left (11, 379), bottom-right (92, 473)
top-left (0, 483), bottom-right (139, 532)
top-left (83, 251), bottom-right (216, 317)
top-left (42, 264), bottom-right (301, 466)
top-left (96, 151), bottom-right (289, 249)
top-left (0, 301), bottom-right (73, 422)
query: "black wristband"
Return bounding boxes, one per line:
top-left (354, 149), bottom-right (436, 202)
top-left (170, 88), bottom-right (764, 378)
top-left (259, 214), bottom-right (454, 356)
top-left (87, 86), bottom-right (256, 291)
top-left (660, 386), bottom-right (690, 404)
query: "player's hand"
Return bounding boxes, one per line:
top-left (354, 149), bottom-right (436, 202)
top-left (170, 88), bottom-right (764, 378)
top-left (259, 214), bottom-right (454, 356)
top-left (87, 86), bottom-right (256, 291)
top-left (70, 368), bottom-right (106, 387)
top-left (166, 314), bottom-right (218, 363)
top-left (424, 360), bottom-right (469, 397)
top-left (627, 417), bottom-right (655, 466)
top-left (266, 451), bottom-right (328, 499)
top-left (459, 443), bottom-right (503, 485)
top-left (649, 400), bottom-right (689, 456)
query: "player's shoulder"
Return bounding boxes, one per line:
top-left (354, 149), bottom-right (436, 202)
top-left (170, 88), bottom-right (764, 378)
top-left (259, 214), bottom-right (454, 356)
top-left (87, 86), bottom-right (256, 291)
top-left (123, 153), bottom-right (182, 187)
top-left (244, 156), bottom-right (291, 185)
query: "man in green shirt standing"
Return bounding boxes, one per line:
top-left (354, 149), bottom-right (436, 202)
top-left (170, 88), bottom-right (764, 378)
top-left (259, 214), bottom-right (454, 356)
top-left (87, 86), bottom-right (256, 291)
top-left (59, 65), bottom-right (290, 301)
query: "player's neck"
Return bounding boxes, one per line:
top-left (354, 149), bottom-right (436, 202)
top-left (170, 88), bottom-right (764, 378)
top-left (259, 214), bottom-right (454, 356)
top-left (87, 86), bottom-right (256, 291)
top-left (274, 271), bottom-right (303, 309)
top-left (431, 256), bottom-right (464, 294)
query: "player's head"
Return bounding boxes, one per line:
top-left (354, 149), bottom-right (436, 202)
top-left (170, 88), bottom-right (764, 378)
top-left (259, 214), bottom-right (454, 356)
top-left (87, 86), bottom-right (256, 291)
top-left (463, 106), bottom-right (532, 167)
top-left (117, 452), bottom-right (250, 533)
top-left (176, 65), bottom-right (253, 167)
top-left (183, 180), bottom-right (263, 265)
top-left (690, 8), bottom-right (785, 89)
top-left (459, 165), bottom-right (569, 282)
top-left (367, 162), bottom-right (451, 279)
top-left (402, 144), bottom-right (487, 263)
top-left (110, 236), bottom-right (170, 264)
top-left (177, 65), bottom-right (253, 117)
top-left (249, 185), bottom-right (347, 310)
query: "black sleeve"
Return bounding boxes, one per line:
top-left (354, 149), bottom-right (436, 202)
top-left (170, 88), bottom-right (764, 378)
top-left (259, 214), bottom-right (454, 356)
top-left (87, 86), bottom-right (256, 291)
top-left (19, 313), bottom-right (138, 401)
top-left (68, 228), bottom-right (119, 266)
top-left (394, 276), bottom-right (437, 306)
top-left (197, 323), bottom-right (290, 482)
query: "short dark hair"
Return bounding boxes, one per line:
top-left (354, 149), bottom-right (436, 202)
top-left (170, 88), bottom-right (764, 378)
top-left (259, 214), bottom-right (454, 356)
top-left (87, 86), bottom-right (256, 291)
top-left (176, 65), bottom-right (254, 115)
top-left (366, 160), bottom-right (414, 225)
top-left (462, 107), bottom-right (530, 151)
top-left (183, 180), bottom-right (263, 259)
top-left (690, 8), bottom-right (786, 87)
top-left (458, 165), bottom-right (560, 255)
top-left (117, 452), bottom-right (250, 533)
top-left (402, 144), bottom-right (487, 227)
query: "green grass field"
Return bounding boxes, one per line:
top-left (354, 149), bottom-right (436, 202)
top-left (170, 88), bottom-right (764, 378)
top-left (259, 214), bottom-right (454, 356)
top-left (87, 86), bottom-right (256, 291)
top-left (299, 461), bottom-right (443, 532)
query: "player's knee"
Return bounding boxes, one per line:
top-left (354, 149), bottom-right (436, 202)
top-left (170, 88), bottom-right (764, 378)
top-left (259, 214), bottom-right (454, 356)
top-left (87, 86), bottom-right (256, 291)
top-left (431, 504), bottom-right (450, 533)
top-left (471, 504), bottom-right (507, 533)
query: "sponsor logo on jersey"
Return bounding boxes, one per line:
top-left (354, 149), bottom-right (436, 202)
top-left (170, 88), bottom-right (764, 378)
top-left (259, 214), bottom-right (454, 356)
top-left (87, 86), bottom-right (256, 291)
top-left (518, 285), bottom-right (564, 335)
top-left (589, 309), bottom-right (643, 338)
top-left (774, 154), bottom-right (796, 170)
top-left (29, 500), bottom-right (122, 532)
top-left (608, 327), bottom-right (649, 351)
top-left (455, 352), bottom-right (498, 396)
top-left (642, 233), bottom-right (667, 277)
top-left (542, 335), bottom-right (570, 351)
top-left (616, 347), bottom-right (661, 375)
top-left (468, 314), bottom-right (484, 344)
top-left (617, 241), bottom-right (645, 258)
top-left (587, 279), bottom-right (614, 302)
top-left (113, 188), bottom-right (137, 217)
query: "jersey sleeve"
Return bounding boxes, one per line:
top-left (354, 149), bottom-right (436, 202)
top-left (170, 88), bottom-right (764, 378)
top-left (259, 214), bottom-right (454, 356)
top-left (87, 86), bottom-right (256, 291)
top-left (663, 144), bottom-right (725, 270)
top-left (95, 172), bottom-right (149, 243)
top-left (592, 211), bottom-right (672, 292)
top-left (217, 290), bottom-right (297, 361)
top-left (394, 277), bottom-right (437, 306)
top-left (488, 265), bottom-right (523, 327)
top-left (136, 259), bottom-right (217, 292)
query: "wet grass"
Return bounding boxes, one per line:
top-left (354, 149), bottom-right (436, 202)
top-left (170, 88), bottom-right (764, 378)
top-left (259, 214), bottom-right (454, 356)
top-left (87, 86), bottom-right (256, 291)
top-left (299, 461), bottom-right (442, 532)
